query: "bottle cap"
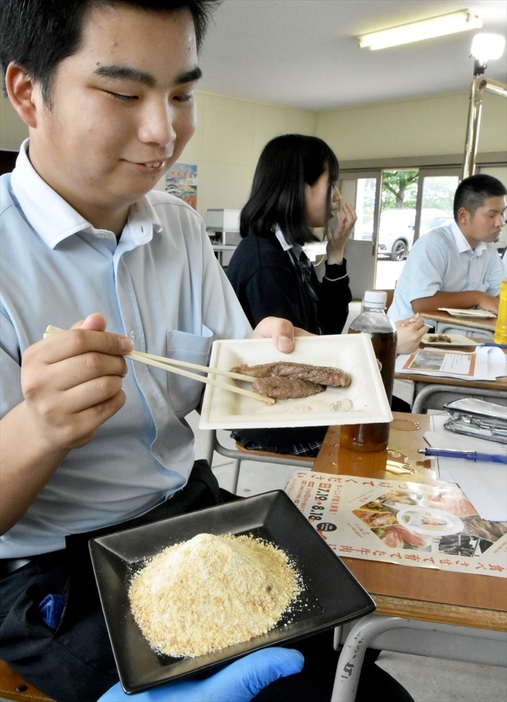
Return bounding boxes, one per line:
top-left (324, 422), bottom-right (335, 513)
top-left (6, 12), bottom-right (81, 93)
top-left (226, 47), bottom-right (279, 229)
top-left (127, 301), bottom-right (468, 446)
top-left (363, 290), bottom-right (387, 309)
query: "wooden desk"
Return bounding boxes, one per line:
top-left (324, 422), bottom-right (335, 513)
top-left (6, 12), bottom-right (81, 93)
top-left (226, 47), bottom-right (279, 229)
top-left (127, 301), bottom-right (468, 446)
top-left (419, 309), bottom-right (496, 335)
top-left (314, 413), bottom-right (507, 630)
top-left (317, 414), bottom-right (507, 700)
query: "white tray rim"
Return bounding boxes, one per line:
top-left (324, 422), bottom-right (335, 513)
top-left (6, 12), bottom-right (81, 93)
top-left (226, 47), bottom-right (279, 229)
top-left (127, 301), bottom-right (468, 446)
top-left (199, 334), bottom-right (393, 430)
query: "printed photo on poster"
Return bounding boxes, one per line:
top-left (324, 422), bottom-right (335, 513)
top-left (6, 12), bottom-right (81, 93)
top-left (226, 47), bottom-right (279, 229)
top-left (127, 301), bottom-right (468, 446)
top-left (285, 471), bottom-right (507, 578)
top-left (165, 163), bottom-right (197, 209)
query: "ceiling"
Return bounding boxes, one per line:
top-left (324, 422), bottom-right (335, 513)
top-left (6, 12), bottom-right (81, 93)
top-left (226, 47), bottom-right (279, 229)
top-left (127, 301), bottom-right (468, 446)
top-left (198, 0), bottom-right (507, 111)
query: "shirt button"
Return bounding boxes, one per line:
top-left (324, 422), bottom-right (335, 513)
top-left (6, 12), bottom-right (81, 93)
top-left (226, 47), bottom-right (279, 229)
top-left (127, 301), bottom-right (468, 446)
top-left (129, 329), bottom-right (136, 339)
top-left (149, 397), bottom-right (157, 409)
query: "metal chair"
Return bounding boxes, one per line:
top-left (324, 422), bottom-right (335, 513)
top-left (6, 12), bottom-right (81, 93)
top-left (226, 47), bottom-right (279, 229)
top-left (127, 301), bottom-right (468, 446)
top-left (331, 614), bottom-right (507, 702)
top-left (206, 430), bottom-right (315, 494)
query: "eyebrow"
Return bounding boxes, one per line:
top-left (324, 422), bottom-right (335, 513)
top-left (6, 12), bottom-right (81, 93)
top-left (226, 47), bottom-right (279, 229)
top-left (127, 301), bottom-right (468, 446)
top-left (93, 64), bottom-right (202, 87)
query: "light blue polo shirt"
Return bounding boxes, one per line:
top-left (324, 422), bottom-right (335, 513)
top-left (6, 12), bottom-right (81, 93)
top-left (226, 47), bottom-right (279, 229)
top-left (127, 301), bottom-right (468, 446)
top-left (388, 221), bottom-right (503, 321)
top-left (0, 141), bottom-right (252, 557)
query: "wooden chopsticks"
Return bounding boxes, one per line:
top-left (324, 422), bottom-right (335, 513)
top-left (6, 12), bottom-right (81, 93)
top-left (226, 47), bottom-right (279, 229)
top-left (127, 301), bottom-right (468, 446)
top-left (43, 326), bottom-right (275, 405)
top-left (126, 349), bottom-right (275, 404)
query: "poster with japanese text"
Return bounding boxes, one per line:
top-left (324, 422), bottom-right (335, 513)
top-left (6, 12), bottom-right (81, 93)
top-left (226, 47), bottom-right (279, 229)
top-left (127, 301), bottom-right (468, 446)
top-left (165, 163), bottom-right (197, 209)
top-left (285, 472), bottom-right (507, 578)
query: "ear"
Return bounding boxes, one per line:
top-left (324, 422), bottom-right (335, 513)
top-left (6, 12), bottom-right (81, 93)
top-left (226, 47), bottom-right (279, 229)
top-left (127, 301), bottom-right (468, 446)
top-left (5, 62), bottom-right (41, 129)
top-left (456, 206), bottom-right (471, 227)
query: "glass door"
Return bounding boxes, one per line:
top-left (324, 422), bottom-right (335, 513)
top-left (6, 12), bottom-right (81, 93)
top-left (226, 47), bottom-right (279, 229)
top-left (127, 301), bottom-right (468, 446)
top-left (374, 167), bottom-right (460, 291)
top-left (340, 166), bottom-right (461, 298)
top-left (413, 168), bottom-right (459, 245)
top-left (340, 171), bottom-right (381, 300)
top-left (375, 169), bottom-right (419, 290)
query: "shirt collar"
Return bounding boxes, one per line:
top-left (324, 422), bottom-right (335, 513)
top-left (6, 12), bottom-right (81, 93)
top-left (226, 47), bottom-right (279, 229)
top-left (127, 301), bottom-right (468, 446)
top-left (275, 225), bottom-right (303, 257)
top-left (11, 139), bottom-right (161, 249)
top-left (451, 219), bottom-right (486, 256)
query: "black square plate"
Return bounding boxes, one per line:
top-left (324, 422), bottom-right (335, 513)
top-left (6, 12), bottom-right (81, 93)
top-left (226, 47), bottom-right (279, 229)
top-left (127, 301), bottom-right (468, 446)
top-left (89, 490), bottom-right (375, 694)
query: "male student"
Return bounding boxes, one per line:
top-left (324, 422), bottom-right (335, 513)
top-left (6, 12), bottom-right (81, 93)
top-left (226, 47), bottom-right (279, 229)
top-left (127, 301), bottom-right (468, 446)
top-left (0, 1), bottom-right (307, 700)
top-left (0, 3), bottom-right (416, 702)
top-left (388, 174), bottom-right (506, 322)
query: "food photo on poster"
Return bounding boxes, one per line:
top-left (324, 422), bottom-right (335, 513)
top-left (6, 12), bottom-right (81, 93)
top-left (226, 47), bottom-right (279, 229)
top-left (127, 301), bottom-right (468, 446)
top-left (285, 472), bottom-right (507, 578)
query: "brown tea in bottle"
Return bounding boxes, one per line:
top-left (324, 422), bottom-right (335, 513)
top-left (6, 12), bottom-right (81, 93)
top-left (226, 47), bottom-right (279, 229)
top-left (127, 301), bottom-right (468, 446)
top-left (340, 291), bottom-right (397, 452)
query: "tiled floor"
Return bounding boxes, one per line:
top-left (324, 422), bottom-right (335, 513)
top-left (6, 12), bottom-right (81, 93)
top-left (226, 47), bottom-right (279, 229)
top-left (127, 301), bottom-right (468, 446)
top-left (189, 411), bottom-right (507, 702)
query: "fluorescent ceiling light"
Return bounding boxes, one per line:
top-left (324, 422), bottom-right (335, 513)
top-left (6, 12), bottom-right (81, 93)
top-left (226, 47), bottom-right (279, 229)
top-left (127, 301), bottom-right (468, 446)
top-left (471, 33), bottom-right (506, 63)
top-left (358, 10), bottom-right (482, 51)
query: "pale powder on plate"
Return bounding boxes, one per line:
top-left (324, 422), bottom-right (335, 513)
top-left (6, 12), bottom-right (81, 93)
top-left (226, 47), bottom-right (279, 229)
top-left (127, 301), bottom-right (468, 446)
top-left (128, 533), bottom-right (301, 658)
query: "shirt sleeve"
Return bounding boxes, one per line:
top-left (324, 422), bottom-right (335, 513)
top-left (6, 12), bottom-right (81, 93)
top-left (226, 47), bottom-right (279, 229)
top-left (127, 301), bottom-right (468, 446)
top-left (0, 311), bottom-right (23, 418)
top-left (405, 235), bottom-right (449, 302)
top-left (199, 230), bottom-right (253, 341)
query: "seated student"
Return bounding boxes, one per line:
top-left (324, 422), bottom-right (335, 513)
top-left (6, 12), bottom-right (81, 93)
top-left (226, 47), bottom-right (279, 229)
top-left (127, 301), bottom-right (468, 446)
top-left (389, 174), bottom-right (506, 322)
top-left (227, 134), bottom-right (427, 456)
top-left (0, 4), bottom-right (415, 702)
top-left (227, 134), bottom-right (356, 337)
top-left (0, 1), bottom-right (307, 699)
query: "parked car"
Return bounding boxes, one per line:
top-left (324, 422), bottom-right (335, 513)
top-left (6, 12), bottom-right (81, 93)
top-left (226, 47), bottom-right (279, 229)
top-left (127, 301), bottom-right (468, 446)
top-left (360, 208), bottom-right (453, 261)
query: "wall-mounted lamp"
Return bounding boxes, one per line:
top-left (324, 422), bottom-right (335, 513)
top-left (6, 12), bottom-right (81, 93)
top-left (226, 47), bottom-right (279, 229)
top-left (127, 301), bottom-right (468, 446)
top-left (462, 33), bottom-right (507, 179)
top-left (358, 10), bottom-right (482, 51)
top-left (471, 33), bottom-right (506, 75)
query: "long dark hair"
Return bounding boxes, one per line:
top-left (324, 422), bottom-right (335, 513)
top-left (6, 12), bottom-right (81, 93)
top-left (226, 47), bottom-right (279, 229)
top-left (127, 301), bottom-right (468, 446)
top-left (240, 134), bottom-right (339, 246)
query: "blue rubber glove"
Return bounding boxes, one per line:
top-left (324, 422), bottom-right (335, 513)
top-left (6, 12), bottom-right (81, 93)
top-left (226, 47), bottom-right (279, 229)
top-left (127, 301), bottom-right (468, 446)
top-left (98, 648), bottom-right (304, 702)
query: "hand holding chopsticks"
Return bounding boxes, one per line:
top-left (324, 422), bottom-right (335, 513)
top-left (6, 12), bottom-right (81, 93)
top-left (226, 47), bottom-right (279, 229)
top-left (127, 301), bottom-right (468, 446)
top-left (44, 326), bottom-right (275, 405)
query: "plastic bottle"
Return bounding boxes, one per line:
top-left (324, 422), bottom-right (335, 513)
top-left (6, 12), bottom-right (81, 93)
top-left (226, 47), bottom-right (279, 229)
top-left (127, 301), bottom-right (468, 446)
top-left (340, 290), bottom-right (397, 452)
top-left (494, 279), bottom-right (507, 344)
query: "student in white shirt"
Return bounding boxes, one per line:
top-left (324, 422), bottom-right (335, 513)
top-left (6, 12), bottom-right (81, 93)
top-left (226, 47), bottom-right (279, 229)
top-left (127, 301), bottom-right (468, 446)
top-left (389, 174), bottom-right (506, 322)
top-left (0, 2), bottom-right (305, 700)
top-left (0, 3), bottom-right (415, 701)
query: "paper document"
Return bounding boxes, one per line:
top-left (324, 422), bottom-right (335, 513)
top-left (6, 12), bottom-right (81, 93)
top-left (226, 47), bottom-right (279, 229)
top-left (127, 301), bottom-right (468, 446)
top-left (285, 470), bottom-right (507, 578)
top-left (424, 415), bottom-right (507, 521)
top-left (438, 308), bottom-right (497, 318)
top-left (396, 346), bottom-right (506, 381)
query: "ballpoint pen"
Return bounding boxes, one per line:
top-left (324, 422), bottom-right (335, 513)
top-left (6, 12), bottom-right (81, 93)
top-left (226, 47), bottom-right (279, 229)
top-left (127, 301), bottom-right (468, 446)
top-left (479, 342), bottom-right (507, 349)
top-left (418, 448), bottom-right (507, 464)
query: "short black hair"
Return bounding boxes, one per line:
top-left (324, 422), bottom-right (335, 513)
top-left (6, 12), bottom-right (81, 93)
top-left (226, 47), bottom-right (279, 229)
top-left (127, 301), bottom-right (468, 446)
top-left (240, 134), bottom-right (340, 246)
top-left (0, 0), bottom-right (221, 103)
top-left (454, 173), bottom-right (507, 220)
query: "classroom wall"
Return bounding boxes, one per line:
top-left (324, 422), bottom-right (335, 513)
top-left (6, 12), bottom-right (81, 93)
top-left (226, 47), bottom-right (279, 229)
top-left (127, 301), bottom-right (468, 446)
top-left (1, 87), bottom-right (506, 220)
top-left (316, 90), bottom-right (507, 162)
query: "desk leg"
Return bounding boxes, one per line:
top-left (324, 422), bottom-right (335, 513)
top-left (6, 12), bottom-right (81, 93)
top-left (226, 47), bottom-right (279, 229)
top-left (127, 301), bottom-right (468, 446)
top-left (330, 615), bottom-right (415, 702)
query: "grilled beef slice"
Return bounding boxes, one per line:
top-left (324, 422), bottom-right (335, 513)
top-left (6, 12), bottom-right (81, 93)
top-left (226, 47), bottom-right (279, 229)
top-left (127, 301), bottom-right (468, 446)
top-left (252, 376), bottom-right (326, 399)
top-left (232, 361), bottom-right (351, 387)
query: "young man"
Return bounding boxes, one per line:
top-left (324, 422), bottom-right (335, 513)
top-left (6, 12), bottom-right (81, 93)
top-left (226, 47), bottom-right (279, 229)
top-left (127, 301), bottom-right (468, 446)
top-left (0, 4), bottom-right (417, 702)
top-left (0, 2), bottom-right (303, 700)
top-left (388, 174), bottom-right (506, 322)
